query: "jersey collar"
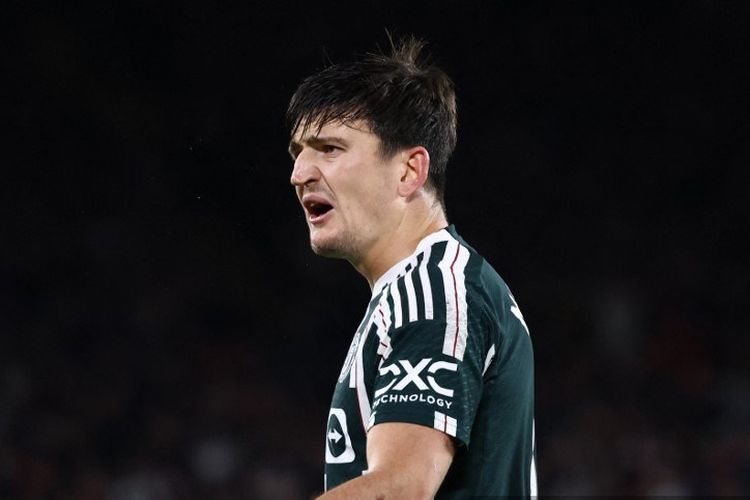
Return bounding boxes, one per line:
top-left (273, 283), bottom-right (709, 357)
top-left (370, 225), bottom-right (454, 298)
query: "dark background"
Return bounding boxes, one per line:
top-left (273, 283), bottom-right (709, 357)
top-left (3, 1), bottom-right (749, 498)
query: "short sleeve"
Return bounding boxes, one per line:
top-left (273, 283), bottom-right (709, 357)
top-left (367, 305), bottom-right (490, 447)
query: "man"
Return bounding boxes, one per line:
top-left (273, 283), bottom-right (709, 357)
top-left (287, 37), bottom-right (536, 499)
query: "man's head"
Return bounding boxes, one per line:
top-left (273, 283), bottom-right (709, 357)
top-left (287, 38), bottom-right (456, 273)
top-left (287, 37), bottom-right (457, 208)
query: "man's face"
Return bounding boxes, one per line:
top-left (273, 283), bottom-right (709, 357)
top-left (289, 120), bottom-right (401, 262)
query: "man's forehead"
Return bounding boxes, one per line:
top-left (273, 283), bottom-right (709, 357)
top-left (291, 118), bottom-right (371, 142)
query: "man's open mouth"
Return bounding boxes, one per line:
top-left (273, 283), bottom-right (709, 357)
top-left (306, 201), bottom-right (333, 217)
top-left (302, 196), bottom-right (335, 222)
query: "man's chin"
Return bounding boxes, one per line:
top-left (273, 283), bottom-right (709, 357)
top-left (310, 241), bottom-right (347, 259)
top-left (309, 232), bottom-right (352, 259)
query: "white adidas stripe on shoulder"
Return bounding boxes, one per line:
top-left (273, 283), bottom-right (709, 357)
top-left (403, 262), bottom-right (419, 323)
top-left (438, 237), bottom-right (471, 361)
top-left (389, 280), bottom-right (403, 328)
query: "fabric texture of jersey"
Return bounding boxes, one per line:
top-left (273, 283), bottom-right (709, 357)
top-left (323, 225), bottom-right (536, 497)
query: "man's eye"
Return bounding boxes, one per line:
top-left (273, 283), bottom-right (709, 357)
top-left (322, 145), bottom-right (339, 154)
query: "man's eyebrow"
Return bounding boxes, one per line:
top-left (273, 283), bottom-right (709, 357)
top-left (306, 136), bottom-right (348, 147)
top-left (288, 136), bottom-right (348, 158)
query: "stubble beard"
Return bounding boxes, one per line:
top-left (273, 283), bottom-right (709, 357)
top-left (309, 226), bottom-right (362, 262)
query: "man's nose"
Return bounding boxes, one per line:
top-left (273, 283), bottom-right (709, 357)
top-left (290, 148), bottom-right (320, 187)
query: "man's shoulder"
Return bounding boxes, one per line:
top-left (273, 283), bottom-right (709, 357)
top-left (431, 228), bottom-right (527, 337)
top-left (424, 228), bottom-right (510, 303)
top-left (378, 233), bottom-right (495, 334)
top-left (372, 226), bottom-right (517, 333)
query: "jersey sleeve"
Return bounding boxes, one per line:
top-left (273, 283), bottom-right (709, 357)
top-left (367, 297), bottom-right (491, 447)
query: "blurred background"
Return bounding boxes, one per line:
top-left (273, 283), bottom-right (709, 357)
top-left (3, 1), bottom-right (749, 497)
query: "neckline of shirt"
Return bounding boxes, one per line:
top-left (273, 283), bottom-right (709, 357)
top-left (370, 225), bottom-right (454, 298)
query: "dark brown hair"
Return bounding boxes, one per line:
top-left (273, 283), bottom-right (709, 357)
top-left (286, 36), bottom-right (457, 207)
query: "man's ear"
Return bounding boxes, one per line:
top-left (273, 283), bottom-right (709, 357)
top-left (397, 146), bottom-right (430, 198)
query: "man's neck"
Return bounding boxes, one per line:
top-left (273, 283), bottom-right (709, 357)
top-left (354, 206), bottom-right (448, 290)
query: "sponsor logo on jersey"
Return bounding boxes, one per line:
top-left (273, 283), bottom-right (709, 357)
top-left (325, 408), bottom-right (355, 464)
top-left (373, 392), bottom-right (454, 409)
top-left (372, 358), bottom-right (458, 409)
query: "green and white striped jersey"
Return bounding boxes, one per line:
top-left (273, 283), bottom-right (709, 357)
top-left (324, 225), bottom-right (536, 498)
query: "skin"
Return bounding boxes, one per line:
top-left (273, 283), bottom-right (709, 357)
top-left (289, 120), bottom-right (448, 288)
top-left (289, 120), bottom-right (454, 498)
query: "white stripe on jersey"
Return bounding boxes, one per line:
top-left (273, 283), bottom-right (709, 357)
top-left (379, 286), bottom-right (393, 333)
top-left (419, 246), bottom-right (434, 320)
top-left (403, 262), bottom-right (419, 323)
top-left (482, 344), bottom-right (497, 376)
top-left (509, 289), bottom-right (530, 336)
top-left (374, 287), bottom-right (393, 359)
top-left (390, 280), bottom-right (403, 329)
top-left (354, 313), bottom-right (372, 431)
top-left (348, 344), bottom-right (357, 389)
top-left (439, 239), bottom-right (471, 360)
top-left (433, 411), bottom-right (457, 437)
